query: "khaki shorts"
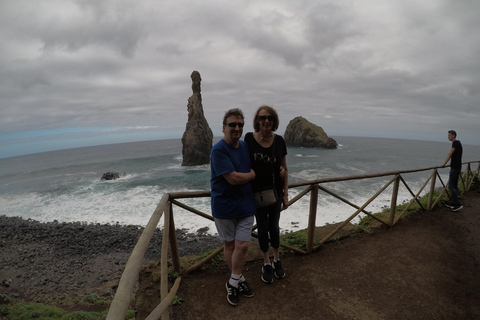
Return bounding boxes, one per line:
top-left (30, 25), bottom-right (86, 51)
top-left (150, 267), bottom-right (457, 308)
top-left (214, 215), bottom-right (254, 242)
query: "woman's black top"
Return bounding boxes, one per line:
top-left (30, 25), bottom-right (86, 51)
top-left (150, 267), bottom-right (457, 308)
top-left (244, 132), bottom-right (287, 194)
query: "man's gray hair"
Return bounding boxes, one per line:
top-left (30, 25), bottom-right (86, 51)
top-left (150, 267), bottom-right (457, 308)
top-left (223, 108), bottom-right (244, 125)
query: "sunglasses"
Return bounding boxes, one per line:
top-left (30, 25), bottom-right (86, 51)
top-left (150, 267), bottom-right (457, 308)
top-left (226, 122), bottom-right (245, 128)
top-left (258, 115), bottom-right (275, 122)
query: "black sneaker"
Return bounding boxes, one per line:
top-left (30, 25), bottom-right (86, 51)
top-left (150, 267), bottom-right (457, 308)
top-left (238, 281), bottom-right (254, 298)
top-left (451, 204), bottom-right (463, 212)
top-left (273, 260), bottom-right (285, 279)
top-left (225, 282), bottom-right (239, 306)
top-left (444, 202), bottom-right (455, 209)
top-left (261, 264), bottom-right (273, 284)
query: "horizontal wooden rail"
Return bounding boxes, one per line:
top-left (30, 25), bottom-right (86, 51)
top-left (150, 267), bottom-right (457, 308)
top-left (288, 166), bottom-right (441, 188)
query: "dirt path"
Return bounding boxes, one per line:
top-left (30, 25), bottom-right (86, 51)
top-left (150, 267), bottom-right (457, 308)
top-left (160, 190), bottom-right (480, 320)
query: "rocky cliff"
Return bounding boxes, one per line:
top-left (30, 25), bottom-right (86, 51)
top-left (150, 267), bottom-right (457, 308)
top-left (181, 71), bottom-right (213, 166)
top-left (284, 116), bottom-right (337, 149)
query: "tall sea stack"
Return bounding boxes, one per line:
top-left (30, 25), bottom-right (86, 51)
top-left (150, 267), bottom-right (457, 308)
top-left (181, 71), bottom-right (213, 166)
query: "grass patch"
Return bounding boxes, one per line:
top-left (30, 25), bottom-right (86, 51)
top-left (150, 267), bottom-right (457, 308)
top-left (0, 294), bottom-right (135, 320)
top-left (172, 295), bottom-right (183, 306)
top-left (279, 231), bottom-right (318, 253)
top-left (0, 301), bottom-right (64, 320)
top-left (168, 267), bottom-right (183, 281)
top-left (196, 247), bottom-right (223, 264)
top-left (358, 188), bottom-right (451, 231)
top-left (81, 293), bottom-right (109, 306)
top-left (169, 246), bottom-right (224, 277)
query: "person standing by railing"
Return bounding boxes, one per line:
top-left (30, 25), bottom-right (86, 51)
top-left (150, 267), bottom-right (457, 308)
top-left (245, 105), bottom-right (289, 284)
top-left (210, 108), bottom-right (256, 306)
top-left (442, 130), bottom-right (463, 212)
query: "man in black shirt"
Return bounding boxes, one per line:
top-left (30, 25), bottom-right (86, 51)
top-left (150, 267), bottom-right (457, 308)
top-left (442, 130), bottom-right (463, 211)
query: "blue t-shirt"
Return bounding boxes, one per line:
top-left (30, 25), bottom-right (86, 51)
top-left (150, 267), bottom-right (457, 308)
top-left (210, 139), bottom-right (256, 219)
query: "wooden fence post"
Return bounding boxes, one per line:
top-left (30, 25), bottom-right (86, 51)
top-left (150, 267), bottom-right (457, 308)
top-left (161, 201), bottom-right (171, 320)
top-left (464, 163), bottom-right (471, 191)
top-left (168, 201), bottom-right (181, 273)
top-left (427, 169), bottom-right (437, 210)
top-left (306, 184), bottom-right (318, 253)
top-left (389, 175), bottom-right (400, 227)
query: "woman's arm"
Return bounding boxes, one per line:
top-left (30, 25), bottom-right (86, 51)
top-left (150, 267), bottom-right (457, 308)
top-left (281, 156), bottom-right (289, 209)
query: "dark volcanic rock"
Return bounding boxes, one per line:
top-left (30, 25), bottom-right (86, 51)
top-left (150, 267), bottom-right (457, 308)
top-left (181, 71), bottom-right (213, 166)
top-left (284, 116), bottom-right (338, 149)
top-left (101, 172), bottom-right (124, 180)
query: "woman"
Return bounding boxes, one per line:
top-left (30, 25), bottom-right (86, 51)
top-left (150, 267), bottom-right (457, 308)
top-left (244, 105), bottom-right (289, 284)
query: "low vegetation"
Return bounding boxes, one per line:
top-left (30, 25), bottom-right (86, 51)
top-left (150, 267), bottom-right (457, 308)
top-left (0, 293), bottom-right (135, 320)
top-left (279, 230), bottom-right (319, 253)
top-left (358, 172), bottom-right (479, 230)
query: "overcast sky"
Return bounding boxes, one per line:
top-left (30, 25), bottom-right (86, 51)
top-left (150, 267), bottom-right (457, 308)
top-left (1, 0), bottom-right (479, 158)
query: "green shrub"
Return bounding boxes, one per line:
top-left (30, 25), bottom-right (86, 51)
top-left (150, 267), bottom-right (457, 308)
top-left (196, 248), bottom-right (223, 264)
top-left (172, 295), bottom-right (183, 306)
top-left (60, 310), bottom-right (100, 320)
top-left (279, 231), bottom-right (318, 253)
top-left (1, 299), bottom-right (136, 320)
top-left (125, 309), bottom-right (136, 320)
top-left (470, 173), bottom-right (480, 189)
top-left (82, 293), bottom-right (100, 304)
top-left (168, 267), bottom-right (182, 281)
top-left (3, 301), bottom-right (64, 320)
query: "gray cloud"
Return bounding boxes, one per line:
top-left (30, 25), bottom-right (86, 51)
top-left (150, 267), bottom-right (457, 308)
top-left (0, 0), bottom-right (479, 158)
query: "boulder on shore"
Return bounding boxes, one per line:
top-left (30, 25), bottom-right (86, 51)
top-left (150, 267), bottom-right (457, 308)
top-left (181, 71), bottom-right (213, 166)
top-left (284, 116), bottom-right (337, 149)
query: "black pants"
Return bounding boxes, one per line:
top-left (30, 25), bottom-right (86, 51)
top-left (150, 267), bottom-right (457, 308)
top-left (255, 199), bottom-right (282, 253)
top-left (449, 167), bottom-right (461, 205)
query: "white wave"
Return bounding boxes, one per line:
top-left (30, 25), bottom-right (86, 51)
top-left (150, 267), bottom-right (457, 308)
top-left (0, 176), bottom-right (433, 237)
top-left (291, 169), bottom-right (333, 181)
top-left (294, 154), bottom-right (320, 158)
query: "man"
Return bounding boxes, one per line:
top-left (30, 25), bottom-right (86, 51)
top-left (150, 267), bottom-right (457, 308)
top-left (442, 130), bottom-right (463, 212)
top-left (210, 108), bottom-right (256, 306)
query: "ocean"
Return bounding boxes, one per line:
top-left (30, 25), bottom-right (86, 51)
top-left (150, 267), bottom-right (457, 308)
top-left (1, 136), bottom-right (479, 235)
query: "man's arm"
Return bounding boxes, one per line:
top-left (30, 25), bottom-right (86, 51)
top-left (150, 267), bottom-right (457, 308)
top-left (223, 169), bottom-right (255, 185)
top-left (442, 147), bottom-right (455, 167)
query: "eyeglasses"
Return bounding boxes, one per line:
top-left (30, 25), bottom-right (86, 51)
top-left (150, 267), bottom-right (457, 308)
top-left (258, 115), bottom-right (275, 122)
top-left (226, 122), bottom-right (244, 128)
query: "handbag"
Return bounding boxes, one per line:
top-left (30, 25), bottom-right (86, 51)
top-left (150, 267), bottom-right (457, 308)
top-left (254, 185), bottom-right (278, 208)
top-left (253, 137), bottom-right (278, 208)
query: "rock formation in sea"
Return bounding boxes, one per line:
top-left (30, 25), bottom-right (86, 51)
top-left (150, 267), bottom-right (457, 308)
top-left (101, 172), bottom-right (125, 180)
top-left (284, 116), bottom-right (338, 149)
top-left (181, 71), bottom-right (213, 166)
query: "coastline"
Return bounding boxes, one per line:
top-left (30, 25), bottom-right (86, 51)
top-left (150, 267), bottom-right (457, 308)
top-left (0, 215), bottom-right (221, 307)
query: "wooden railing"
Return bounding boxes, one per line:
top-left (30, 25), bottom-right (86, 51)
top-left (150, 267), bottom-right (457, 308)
top-left (106, 161), bottom-right (480, 320)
